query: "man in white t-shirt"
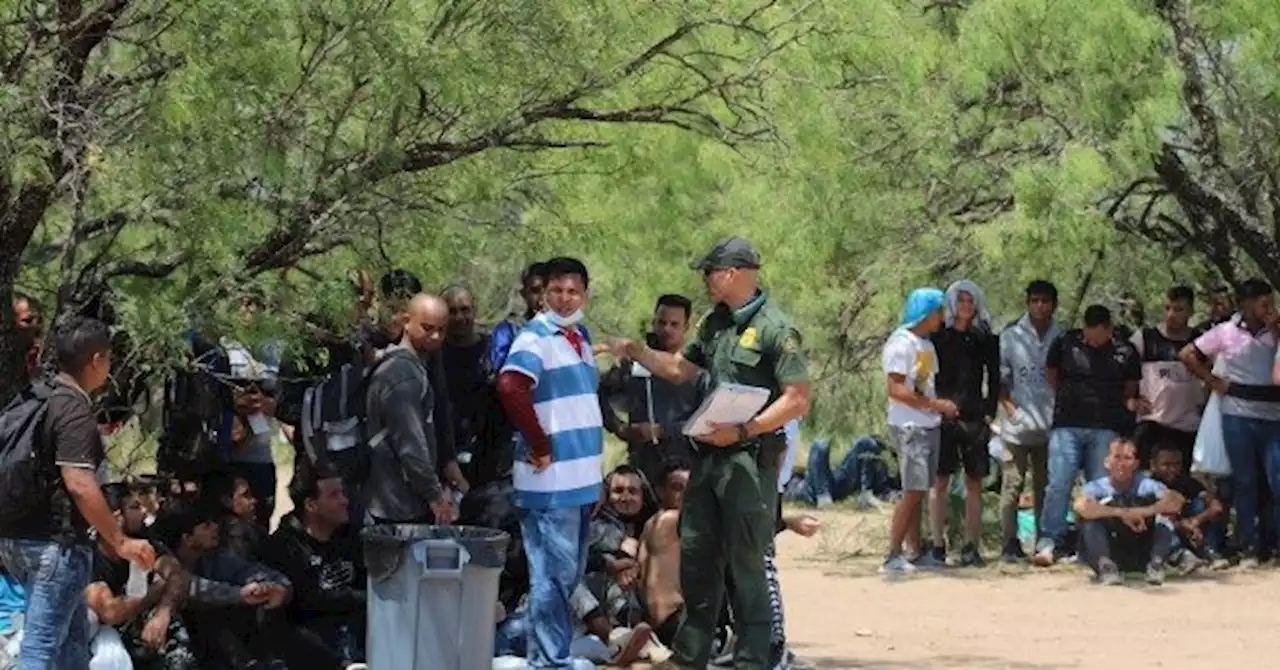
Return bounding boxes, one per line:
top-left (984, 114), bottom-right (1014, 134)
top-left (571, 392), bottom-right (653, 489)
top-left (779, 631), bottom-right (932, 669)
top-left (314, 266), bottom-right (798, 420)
top-left (881, 288), bottom-right (958, 575)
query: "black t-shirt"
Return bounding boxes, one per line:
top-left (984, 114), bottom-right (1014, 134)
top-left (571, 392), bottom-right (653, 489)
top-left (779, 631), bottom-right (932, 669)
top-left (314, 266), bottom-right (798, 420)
top-left (442, 337), bottom-right (491, 446)
top-left (931, 326), bottom-right (999, 420)
top-left (1167, 474), bottom-right (1206, 516)
top-left (92, 547), bottom-right (131, 594)
top-left (91, 539), bottom-right (169, 595)
top-left (1046, 331), bottom-right (1142, 431)
top-left (8, 380), bottom-right (106, 543)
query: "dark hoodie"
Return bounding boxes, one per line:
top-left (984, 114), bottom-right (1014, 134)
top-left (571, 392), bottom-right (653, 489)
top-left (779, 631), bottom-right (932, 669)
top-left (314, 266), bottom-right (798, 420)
top-left (586, 465), bottom-right (659, 574)
top-left (218, 513), bottom-right (263, 562)
top-left (933, 325), bottom-right (1000, 421)
top-left (261, 513), bottom-right (366, 641)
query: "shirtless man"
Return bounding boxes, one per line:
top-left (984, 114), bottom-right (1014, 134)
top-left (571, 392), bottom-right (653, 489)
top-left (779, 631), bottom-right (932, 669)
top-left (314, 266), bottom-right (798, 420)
top-left (640, 460), bottom-right (691, 648)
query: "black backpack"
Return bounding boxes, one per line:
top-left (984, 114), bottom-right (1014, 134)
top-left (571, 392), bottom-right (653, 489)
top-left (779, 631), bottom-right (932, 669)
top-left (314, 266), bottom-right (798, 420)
top-left (298, 353), bottom-right (422, 486)
top-left (0, 380), bottom-right (72, 528)
top-left (156, 342), bottom-right (233, 484)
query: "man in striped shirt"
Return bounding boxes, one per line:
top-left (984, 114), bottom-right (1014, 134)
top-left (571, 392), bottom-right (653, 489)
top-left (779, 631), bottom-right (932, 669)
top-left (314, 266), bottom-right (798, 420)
top-left (496, 257), bottom-right (604, 669)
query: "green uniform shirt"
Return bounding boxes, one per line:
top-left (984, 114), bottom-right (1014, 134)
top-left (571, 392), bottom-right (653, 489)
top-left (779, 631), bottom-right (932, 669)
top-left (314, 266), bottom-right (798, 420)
top-left (682, 290), bottom-right (808, 405)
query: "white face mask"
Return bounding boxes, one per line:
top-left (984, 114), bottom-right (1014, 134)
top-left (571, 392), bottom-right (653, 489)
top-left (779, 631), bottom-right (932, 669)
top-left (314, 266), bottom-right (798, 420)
top-left (547, 308), bottom-right (584, 327)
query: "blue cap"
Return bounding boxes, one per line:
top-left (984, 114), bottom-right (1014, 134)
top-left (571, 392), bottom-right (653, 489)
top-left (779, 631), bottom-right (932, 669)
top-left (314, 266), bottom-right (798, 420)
top-left (900, 288), bottom-right (945, 328)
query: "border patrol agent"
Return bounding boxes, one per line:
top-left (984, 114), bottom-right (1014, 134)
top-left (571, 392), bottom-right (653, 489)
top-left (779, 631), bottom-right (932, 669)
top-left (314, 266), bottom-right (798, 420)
top-left (613, 237), bottom-right (811, 670)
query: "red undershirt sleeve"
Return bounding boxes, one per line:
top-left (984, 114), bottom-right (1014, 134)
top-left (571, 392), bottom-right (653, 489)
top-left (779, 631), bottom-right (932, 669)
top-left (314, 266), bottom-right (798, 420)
top-left (496, 370), bottom-right (552, 460)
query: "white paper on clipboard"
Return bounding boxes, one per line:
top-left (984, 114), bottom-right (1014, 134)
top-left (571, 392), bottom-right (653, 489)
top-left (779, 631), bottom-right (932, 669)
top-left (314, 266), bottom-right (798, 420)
top-left (682, 383), bottom-right (771, 437)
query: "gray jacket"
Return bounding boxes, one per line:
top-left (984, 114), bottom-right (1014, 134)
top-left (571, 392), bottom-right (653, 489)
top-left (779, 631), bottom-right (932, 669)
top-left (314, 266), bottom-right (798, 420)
top-left (999, 313), bottom-right (1062, 446)
top-left (364, 347), bottom-right (444, 522)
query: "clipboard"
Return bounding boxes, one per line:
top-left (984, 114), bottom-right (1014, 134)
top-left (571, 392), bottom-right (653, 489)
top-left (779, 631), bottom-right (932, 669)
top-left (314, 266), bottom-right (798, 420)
top-left (682, 383), bottom-right (771, 437)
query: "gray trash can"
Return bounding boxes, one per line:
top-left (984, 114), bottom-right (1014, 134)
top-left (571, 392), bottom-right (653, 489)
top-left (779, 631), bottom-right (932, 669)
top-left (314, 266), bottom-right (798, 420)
top-left (363, 525), bottom-right (510, 670)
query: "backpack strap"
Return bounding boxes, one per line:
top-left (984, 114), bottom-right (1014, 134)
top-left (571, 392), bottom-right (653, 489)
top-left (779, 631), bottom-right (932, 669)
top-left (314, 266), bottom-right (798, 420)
top-left (300, 383), bottom-right (320, 466)
top-left (363, 351), bottom-right (430, 451)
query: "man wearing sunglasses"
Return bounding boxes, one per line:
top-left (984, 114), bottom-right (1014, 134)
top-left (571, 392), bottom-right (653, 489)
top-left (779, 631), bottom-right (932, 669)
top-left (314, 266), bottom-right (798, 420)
top-left (223, 341), bottom-right (282, 529)
top-left (611, 237), bottom-right (811, 670)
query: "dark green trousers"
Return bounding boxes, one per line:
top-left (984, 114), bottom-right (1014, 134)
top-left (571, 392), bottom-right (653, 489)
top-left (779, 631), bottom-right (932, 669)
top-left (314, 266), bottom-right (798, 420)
top-left (671, 439), bottom-right (781, 669)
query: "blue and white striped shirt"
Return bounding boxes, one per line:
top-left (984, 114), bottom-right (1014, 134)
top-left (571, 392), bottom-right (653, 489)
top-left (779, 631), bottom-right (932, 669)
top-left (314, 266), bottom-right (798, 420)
top-left (501, 313), bottom-right (604, 509)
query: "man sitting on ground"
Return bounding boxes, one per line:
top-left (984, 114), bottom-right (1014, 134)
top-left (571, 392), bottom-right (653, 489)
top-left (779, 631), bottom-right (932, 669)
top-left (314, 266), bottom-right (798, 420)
top-left (152, 498), bottom-right (302, 667)
top-left (1148, 444), bottom-right (1226, 569)
top-left (786, 436), bottom-right (897, 509)
top-left (639, 460), bottom-right (691, 654)
top-left (263, 462), bottom-right (367, 666)
top-left (85, 483), bottom-right (198, 669)
top-left (1073, 438), bottom-right (1184, 586)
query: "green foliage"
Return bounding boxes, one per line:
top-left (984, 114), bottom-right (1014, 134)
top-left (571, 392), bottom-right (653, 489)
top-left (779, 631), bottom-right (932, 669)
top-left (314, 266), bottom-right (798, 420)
top-left (4, 0), bottom-right (1278, 443)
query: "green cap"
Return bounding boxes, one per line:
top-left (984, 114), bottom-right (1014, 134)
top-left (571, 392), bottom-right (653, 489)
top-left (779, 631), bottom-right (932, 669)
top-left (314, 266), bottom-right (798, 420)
top-left (690, 236), bottom-right (762, 271)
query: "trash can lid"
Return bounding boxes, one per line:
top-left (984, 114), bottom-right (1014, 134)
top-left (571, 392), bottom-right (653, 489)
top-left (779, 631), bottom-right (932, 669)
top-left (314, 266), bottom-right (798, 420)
top-left (362, 524), bottom-right (511, 581)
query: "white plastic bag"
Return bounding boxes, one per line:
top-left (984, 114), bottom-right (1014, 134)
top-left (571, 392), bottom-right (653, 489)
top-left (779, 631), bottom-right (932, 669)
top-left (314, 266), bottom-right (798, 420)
top-left (89, 626), bottom-right (134, 670)
top-left (1192, 392), bottom-right (1231, 476)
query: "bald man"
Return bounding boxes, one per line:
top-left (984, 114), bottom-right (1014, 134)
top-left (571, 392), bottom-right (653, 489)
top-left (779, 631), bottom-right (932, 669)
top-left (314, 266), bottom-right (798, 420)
top-left (363, 293), bottom-right (457, 524)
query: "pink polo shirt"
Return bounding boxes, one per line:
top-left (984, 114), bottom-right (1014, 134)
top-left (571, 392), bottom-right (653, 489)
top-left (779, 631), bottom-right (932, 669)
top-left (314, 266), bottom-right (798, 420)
top-left (1194, 316), bottom-right (1280, 420)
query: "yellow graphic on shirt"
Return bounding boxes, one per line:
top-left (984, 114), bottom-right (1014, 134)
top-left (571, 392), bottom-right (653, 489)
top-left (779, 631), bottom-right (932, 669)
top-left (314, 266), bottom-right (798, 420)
top-left (739, 327), bottom-right (758, 349)
top-left (913, 349), bottom-right (935, 394)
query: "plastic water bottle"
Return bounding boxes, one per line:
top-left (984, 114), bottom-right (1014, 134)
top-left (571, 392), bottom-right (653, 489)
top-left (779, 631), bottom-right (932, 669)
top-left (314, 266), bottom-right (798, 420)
top-left (125, 563), bottom-right (149, 599)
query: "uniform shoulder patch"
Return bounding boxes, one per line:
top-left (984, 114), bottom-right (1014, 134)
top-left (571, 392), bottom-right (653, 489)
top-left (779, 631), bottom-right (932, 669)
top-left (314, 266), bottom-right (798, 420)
top-left (782, 330), bottom-right (802, 354)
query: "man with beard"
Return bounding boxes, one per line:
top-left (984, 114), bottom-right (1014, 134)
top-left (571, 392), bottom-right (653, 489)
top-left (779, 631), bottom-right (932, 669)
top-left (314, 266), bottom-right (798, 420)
top-left (364, 294), bottom-right (458, 525)
top-left (601, 294), bottom-right (710, 489)
top-left (1195, 284), bottom-right (1235, 332)
top-left (84, 484), bottom-right (197, 670)
top-left (611, 238), bottom-right (810, 670)
top-left (441, 285), bottom-right (507, 487)
top-left (577, 465), bottom-right (659, 665)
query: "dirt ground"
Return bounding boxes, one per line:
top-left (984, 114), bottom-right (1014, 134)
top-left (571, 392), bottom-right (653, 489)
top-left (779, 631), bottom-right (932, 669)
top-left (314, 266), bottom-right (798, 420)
top-left (773, 508), bottom-right (1280, 669)
top-left (270, 468), bottom-right (1280, 669)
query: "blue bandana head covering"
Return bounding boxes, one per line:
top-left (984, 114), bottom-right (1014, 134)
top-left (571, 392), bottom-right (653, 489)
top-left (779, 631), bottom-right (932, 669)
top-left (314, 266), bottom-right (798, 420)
top-left (900, 287), bottom-right (945, 329)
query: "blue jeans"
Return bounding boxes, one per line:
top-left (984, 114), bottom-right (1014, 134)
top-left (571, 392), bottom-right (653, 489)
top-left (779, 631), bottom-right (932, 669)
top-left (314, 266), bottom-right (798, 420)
top-left (1037, 427), bottom-right (1118, 551)
top-left (519, 505), bottom-right (591, 669)
top-left (495, 604), bottom-right (530, 657)
top-left (1221, 414), bottom-right (1280, 556)
top-left (0, 539), bottom-right (93, 670)
top-left (1172, 497), bottom-right (1222, 556)
top-left (804, 437), bottom-right (892, 503)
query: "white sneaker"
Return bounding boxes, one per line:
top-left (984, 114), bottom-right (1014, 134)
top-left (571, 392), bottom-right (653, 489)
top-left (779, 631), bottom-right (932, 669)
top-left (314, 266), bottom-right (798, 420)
top-left (855, 491), bottom-right (880, 510)
top-left (815, 492), bottom-right (835, 508)
top-left (879, 553), bottom-right (918, 576)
